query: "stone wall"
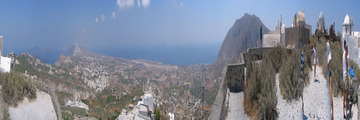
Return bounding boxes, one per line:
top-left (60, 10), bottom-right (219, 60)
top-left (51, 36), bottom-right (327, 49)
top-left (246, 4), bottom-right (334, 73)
top-left (209, 67), bottom-right (229, 120)
top-left (285, 26), bottom-right (310, 49)
top-left (263, 34), bottom-right (281, 47)
top-left (226, 64), bottom-right (245, 92)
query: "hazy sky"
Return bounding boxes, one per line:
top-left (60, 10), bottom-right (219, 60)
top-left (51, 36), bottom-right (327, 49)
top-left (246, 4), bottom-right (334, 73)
top-left (0, 0), bottom-right (359, 65)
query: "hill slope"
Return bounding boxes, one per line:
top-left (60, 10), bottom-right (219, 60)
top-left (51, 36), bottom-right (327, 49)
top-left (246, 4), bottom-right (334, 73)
top-left (211, 13), bottom-right (269, 77)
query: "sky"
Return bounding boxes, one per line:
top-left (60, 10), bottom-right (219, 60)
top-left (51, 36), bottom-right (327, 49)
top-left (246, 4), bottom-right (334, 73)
top-left (0, 0), bottom-right (359, 65)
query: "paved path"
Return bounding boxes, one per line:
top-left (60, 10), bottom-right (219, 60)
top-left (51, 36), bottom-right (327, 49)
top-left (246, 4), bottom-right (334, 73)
top-left (226, 92), bottom-right (249, 120)
top-left (9, 91), bottom-right (57, 120)
top-left (277, 65), bottom-right (358, 119)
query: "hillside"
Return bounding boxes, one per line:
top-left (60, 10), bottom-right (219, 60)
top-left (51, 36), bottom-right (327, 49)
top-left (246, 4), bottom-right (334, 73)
top-left (12, 43), bottom-right (218, 119)
top-left (211, 13), bottom-right (269, 78)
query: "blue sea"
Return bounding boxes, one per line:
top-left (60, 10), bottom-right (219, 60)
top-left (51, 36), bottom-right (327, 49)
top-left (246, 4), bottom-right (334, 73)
top-left (8, 44), bottom-right (220, 66)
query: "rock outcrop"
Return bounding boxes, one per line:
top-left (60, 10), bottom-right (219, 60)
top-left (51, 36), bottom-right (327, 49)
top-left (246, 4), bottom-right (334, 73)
top-left (211, 13), bottom-right (269, 78)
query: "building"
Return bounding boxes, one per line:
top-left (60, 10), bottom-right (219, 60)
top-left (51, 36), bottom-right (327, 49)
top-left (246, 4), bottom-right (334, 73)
top-left (143, 94), bottom-right (154, 113)
top-left (341, 14), bottom-right (360, 65)
top-left (0, 36), bottom-right (11, 73)
top-left (0, 56), bottom-right (11, 73)
top-left (354, 31), bottom-right (360, 48)
top-left (118, 94), bottom-right (154, 120)
top-left (262, 20), bottom-right (285, 47)
top-left (285, 10), bottom-right (311, 49)
top-left (317, 12), bottom-right (327, 34)
top-left (343, 14), bottom-right (354, 36)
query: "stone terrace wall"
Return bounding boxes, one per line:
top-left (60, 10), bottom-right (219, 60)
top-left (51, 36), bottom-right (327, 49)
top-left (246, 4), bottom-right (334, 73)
top-left (226, 64), bottom-right (245, 92)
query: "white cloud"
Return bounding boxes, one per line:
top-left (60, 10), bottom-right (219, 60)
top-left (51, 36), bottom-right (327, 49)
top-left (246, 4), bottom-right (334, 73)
top-left (141, 0), bottom-right (150, 8)
top-left (95, 18), bottom-right (99, 23)
top-left (180, 1), bottom-right (183, 7)
top-left (101, 14), bottom-right (105, 21)
top-left (117, 0), bottom-right (135, 9)
top-left (111, 11), bottom-right (116, 19)
top-left (137, 0), bottom-right (141, 7)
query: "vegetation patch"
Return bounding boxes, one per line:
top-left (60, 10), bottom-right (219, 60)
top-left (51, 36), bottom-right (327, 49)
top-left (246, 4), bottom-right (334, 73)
top-left (0, 72), bottom-right (37, 106)
top-left (244, 49), bottom-right (277, 119)
top-left (328, 41), bottom-right (344, 96)
top-left (279, 50), bottom-right (303, 101)
top-left (56, 91), bottom-right (73, 106)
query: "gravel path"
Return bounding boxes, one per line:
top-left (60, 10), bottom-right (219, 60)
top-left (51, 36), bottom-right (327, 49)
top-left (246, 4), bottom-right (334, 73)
top-left (226, 92), bottom-right (249, 120)
top-left (223, 65), bottom-right (359, 120)
top-left (277, 65), bottom-right (358, 120)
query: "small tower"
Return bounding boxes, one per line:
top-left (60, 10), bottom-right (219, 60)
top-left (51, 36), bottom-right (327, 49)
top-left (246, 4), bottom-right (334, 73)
top-left (343, 14), bottom-right (352, 35)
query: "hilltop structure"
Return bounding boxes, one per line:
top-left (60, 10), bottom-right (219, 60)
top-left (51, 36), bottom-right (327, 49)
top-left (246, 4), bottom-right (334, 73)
top-left (262, 16), bottom-right (286, 47)
top-left (285, 10), bottom-right (311, 49)
top-left (0, 36), bottom-right (12, 73)
top-left (342, 14), bottom-right (360, 65)
top-left (317, 12), bottom-right (327, 35)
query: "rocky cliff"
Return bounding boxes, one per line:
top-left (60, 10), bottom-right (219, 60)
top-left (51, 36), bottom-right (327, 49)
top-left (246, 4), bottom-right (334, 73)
top-left (211, 13), bottom-right (269, 78)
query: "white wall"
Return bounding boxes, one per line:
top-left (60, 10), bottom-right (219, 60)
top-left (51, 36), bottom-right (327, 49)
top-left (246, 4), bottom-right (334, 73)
top-left (0, 56), bottom-right (11, 73)
top-left (143, 94), bottom-right (153, 112)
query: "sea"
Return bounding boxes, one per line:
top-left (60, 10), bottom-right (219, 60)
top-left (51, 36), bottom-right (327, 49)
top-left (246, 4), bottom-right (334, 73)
top-left (7, 44), bottom-right (220, 66)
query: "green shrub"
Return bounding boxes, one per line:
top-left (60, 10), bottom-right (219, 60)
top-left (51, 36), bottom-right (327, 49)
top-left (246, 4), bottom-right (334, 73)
top-left (244, 50), bottom-right (277, 119)
top-left (279, 50), bottom-right (303, 101)
top-left (155, 108), bottom-right (161, 120)
top-left (317, 37), bottom-right (328, 66)
top-left (244, 54), bottom-right (261, 118)
top-left (56, 91), bottom-right (73, 106)
top-left (328, 41), bottom-right (343, 96)
top-left (301, 46), bottom-right (312, 86)
top-left (258, 51), bottom-right (277, 119)
top-left (0, 72), bottom-right (37, 106)
top-left (267, 45), bottom-right (287, 73)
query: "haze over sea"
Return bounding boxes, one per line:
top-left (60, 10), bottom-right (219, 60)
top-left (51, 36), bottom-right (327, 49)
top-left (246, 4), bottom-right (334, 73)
top-left (5, 44), bottom-right (220, 66)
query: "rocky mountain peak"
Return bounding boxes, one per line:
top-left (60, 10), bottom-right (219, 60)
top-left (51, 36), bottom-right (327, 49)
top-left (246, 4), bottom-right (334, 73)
top-left (210, 13), bottom-right (269, 78)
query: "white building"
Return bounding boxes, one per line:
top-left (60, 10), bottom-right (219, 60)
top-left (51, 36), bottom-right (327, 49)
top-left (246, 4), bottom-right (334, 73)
top-left (143, 94), bottom-right (153, 112)
top-left (262, 23), bottom-right (285, 47)
top-left (343, 14), bottom-right (354, 36)
top-left (342, 14), bottom-right (360, 65)
top-left (262, 15), bottom-right (286, 47)
top-left (0, 36), bottom-right (11, 73)
top-left (292, 10), bottom-right (312, 35)
top-left (317, 12), bottom-right (326, 33)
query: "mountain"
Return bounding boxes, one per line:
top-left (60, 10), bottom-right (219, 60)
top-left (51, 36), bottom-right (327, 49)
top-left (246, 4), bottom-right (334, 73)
top-left (211, 13), bottom-right (269, 78)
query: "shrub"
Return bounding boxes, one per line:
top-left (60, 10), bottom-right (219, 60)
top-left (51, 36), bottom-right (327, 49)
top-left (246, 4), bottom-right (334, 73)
top-left (267, 45), bottom-right (287, 73)
top-left (328, 41), bottom-right (343, 96)
top-left (0, 71), bottom-right (37, 106)
top-left (244, 50), bottom-right (277, 119)
top-left (155, 108), bottom-right (161, 120)
top-left (301, 45), bottom-right (312, 85)
top-left (317, 37), bottom-right (328, 66)
top-left (279, 50), bottom-right (303, 101)
top-left (244, 55), bottom-right (261, 118)
top-left (258, 51), bottom-right (277, 119)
